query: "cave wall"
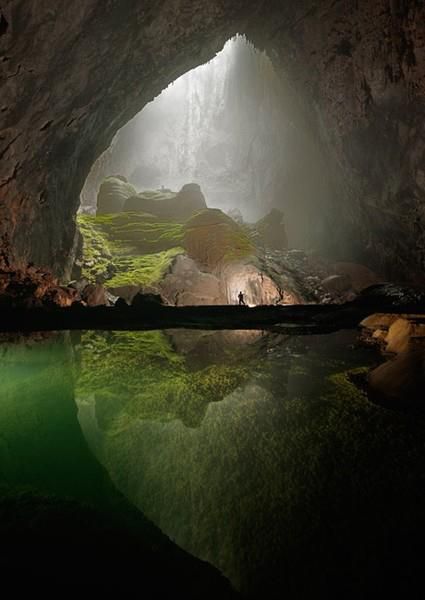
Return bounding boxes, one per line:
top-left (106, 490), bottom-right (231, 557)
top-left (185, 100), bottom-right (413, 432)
top-left (250, 0), bottom-right (425, 281)
top-left (1, 0), bottom-right (424, 281)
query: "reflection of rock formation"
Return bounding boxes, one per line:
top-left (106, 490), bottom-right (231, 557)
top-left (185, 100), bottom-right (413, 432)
top-left (361, 313), bottom-right (425, 411)
top-left (76, 329), bottom-right (425, 598)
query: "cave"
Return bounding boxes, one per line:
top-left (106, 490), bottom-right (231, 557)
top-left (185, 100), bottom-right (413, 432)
top-left (1, 1), bottom-right (425, 283)
top-left (1, 1), bottom-right (425, 597)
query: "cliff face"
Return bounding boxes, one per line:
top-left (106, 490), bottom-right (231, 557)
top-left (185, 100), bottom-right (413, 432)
top-left (257, 0), bottom-right (425, 281)
top-left (1, 1), bottom-right (424, 280)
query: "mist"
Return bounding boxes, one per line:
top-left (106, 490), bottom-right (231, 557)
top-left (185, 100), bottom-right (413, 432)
top-left (82, 37), bottom-right (294, 221)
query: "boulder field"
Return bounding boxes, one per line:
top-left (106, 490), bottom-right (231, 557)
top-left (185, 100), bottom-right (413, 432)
top-left (75, 180), bottom-right (381, 306)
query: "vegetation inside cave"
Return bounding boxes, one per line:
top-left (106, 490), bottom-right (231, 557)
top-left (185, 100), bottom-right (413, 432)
top-left (1, 5), bottom-right (425, 598)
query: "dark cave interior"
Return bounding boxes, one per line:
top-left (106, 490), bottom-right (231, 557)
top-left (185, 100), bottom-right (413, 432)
top-left (1, 1), bottom-right (425, 597)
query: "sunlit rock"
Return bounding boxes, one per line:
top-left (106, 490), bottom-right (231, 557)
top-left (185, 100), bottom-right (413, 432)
top-left (360, 312), bottom-right (425, 354)
top-left (385, 318), bottom-right (414, 354)
top-left (159, 255), bottom-right (223, 305)
top-left (221, 261), bottom-right (283, 306)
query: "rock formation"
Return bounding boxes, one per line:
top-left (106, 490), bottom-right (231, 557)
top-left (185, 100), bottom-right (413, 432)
top-left (1, 1), bottom-right (424, 282)
top-left (183, 208), bottom-right (254, 270)
top-left (252, 209), bottom-right (288, 251)
top-left (96, 176), bottom-right (137, 214)
top-left (123, 183), bottom-right (207, 220)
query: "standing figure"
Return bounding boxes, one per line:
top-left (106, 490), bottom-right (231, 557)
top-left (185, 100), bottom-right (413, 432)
top-left (238, 291), bottom-right (246, 306)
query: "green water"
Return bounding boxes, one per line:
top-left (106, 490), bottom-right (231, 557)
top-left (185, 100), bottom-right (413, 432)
top-left (1, 329), bottom-right (425, 597)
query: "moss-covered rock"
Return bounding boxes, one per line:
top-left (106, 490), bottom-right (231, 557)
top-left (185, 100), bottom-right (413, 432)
top-left (183, 208), bottom-right (254, 270)
top-left (76, 213), bottom-right (184, 291)
top-left (96, 176), bottom-right (138, 214)
top-left (124, 183), bottom-right (207, 221)
top-left (107, 247), bottom-right (184, 289)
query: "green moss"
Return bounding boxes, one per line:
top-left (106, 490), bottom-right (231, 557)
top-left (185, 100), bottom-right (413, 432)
top-left (77, 216), bottom-right (116, 282)
top-left (183, 209), bottom-right (255, 268)
top-left (107, 247), bottom-right (184, 287)
top-left (222, 226), bottom-right (255, 263)
top-left (77, 213), bottom-right (185, 287)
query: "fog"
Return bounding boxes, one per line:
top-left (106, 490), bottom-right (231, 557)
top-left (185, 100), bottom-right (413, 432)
top-left (82, 37), bottom-right (294, 220)
top-left (82, 35), bottom-right (331, 247)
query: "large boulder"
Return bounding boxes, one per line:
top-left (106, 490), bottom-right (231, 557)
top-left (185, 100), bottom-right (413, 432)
top-left (96, 176), bottom-right (138, 214)
top-left (159, 255), bottom-right (223, 305)
top-left (81, 283), bottom-right (108, 307)
top-left (360, 313), bottom-right (425, 353)
top-left (124, 183), bottom-right (207, 221)
top-left (183, 208), bottom-right (254, 270)
top-left (331, 262), bottom-right (381, 293)
top-left (368, 348), bottom-right (425, 411)
top-left (321, 274), bottom-right (352, 295)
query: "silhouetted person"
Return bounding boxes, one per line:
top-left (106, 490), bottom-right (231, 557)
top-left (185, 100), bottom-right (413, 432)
top-left (238, 291), bottom-right (246, 306)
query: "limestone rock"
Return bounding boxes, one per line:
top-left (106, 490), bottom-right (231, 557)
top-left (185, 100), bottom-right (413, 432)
top-left (360, 312), bottom-right (425, 353)
top-left (221, 262), bottom-right (284, 306)
top-left (385, 318), bottom-right (413, 354)
top-left (0, 259), bottom-right (79, 308)
top-left (331, 262), bottom-right (381, 293)
top-left (253, 209), bottom-right (288, 251)
top-left (124, 183), bottom-right (207, 221)
top-left (1, 2), bottom-right (425, 283)
top-left (321, 274), bottom-right (352, 295)
top-left (159, 255), bottom-right (223, 306)
top-left (81, 283), bottom-right (108, 307)
top-left (183, 209), bottom-right (253, 270)
top-left (368, 349), bottom-right (425, 410)
top-left (96, 176), bottom-right (137, 214)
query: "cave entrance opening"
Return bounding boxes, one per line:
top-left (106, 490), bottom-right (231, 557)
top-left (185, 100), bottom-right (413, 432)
top-left (80, 35), bottom-right (292, 225)
top-left (75, 36), bottom-right (329, 306)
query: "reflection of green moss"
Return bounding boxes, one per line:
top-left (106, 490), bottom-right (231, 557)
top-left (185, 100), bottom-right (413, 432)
top-left (322, 368), bottom-right (370, 404)
top-left (119, 364), bottom-right (249, 429)
top-left (77, 331), bottom-right (250, 428)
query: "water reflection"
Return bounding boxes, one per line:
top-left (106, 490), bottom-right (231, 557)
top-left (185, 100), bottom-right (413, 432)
top-left (74, 329), bottom-right (425, 597)
top-left (0, 333), bottom-right (110, 503)
top-left (2, 330), bottom-right (425, 596)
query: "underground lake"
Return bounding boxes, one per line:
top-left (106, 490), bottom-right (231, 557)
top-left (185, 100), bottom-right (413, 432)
top-left (1, 328), bottom-right (425, 597)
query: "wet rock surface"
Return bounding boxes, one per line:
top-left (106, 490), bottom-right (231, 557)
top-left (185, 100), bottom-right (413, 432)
top-left (360, 303), bottom-right (425, 412)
